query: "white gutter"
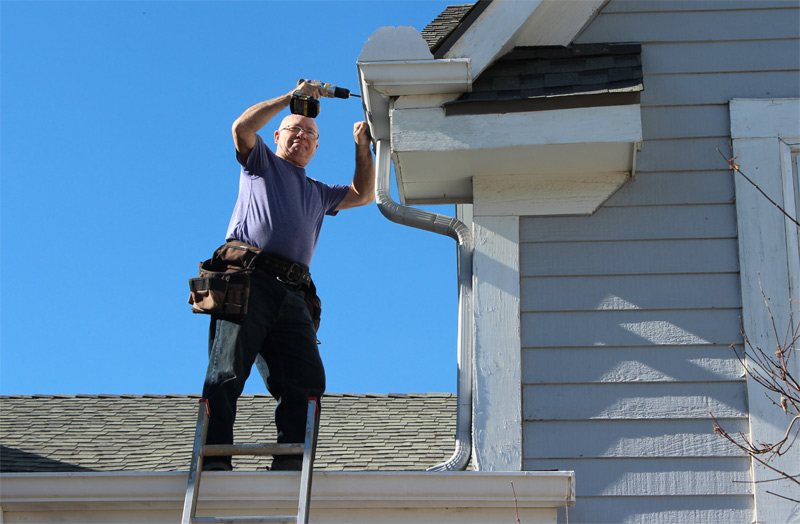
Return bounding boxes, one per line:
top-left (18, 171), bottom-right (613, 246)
top-left (374, 139), bottom-right (474, 471)
top-left (0, 470), bottom-right (576, 519)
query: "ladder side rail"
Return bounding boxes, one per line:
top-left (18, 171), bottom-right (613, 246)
top-left (182, 399), bottom-right (211, 524)
top-left (296, 398), bottom-right (319, 524)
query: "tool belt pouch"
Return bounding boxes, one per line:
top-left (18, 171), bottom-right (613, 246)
top-left (188, 265), bottom-right (251, 317)
top-left (188, 242), bottom-right (260, 317)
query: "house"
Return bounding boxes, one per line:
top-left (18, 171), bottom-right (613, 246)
top-left (2, 1), bottom-right (799, 523)
top-left (357, 0), bottom-right (799, 523)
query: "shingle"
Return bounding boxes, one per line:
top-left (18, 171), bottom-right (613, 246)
top-left (0, 393), bottom-right (458, 472)
top-left (550, 58), bottom-right (588, 74)
top-left (420, 4), bottom-right (475, 51)
top-left (452, 43), bottom-right (643, 105)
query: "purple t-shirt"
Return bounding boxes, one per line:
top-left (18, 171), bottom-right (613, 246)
top-left (225, 134), bottom-right (350, 267)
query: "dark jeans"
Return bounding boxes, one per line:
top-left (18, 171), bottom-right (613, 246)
top-left (201, 270), bottom-right (325, 466)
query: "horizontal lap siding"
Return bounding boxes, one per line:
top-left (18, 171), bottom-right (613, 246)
top-left (524, 419), bottom-right (750, 458)
top-left (526, 458), bottom-right (752, 496)
top-left (524, 381), bottom-right (747, 420)
top-left (522, 238), bottom-right (740, 275)
top-left (553, 496), bottom-right (753, 524)
top-left (518, 1), bottom-right (799, 522)
top-left (524, 345), bottom-right (743, 383)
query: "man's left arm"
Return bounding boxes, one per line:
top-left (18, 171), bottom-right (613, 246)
top-left (336, 121), bottom-right (375, 211)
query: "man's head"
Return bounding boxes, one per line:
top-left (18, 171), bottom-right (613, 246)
top-left (274, 114), bottom-right (319, 167)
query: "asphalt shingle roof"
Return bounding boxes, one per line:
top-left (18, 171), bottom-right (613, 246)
top-left (0, 393), bottom-right (457, 472)
top-left (454, 43), bottom-right (643, 105)
top-left (420, 3), bottom-right (475, 51)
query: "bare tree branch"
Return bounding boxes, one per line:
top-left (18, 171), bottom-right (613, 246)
top-left (711, 280), bottom-right (800, 502)
top-left (717, 148), bottom-right (800, 227)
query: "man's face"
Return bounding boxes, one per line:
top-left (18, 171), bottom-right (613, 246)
top-left (274, 115), bottom-right (319, 167)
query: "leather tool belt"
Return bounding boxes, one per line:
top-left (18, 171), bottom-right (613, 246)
top-left (188, 241), bottom-right (320, 330)
top-left (254, 251), bottom-right (312, 288)
top-left (188, 242), bottom-right (259, 317)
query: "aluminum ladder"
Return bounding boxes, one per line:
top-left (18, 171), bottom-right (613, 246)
top-left (181, 397), bottom-right (319, 524)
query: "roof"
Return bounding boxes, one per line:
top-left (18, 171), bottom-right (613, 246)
top-left (420, 3), bottom-right (475, 51)
top-left (447, 43), bottom-right (643, 113)
top-left (0, 393), bottom-right (457, 472)
top-left (419, 3), bottom-right (642, 115)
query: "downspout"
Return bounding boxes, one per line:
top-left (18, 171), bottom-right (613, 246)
top-left (357, 26), bottom-right (473, 470)
top-left (373, 138), bottom-right (474, 471)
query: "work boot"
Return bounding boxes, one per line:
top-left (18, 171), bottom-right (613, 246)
top-left (270, 456), bottom-right (303, 471)
top-left (202, 460), bottom-right (232, 471)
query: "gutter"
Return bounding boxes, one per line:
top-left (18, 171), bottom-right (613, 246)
top-left (356, 30), bottom-right (474, 469)
top-left (0, 470), bottom-right (576, 513)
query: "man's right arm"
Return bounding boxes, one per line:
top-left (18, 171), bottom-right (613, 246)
top-left (231, 82), bottom-right (323, 163)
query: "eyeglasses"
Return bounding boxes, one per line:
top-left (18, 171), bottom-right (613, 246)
top-left (279, 125), bottom-right (319, 140)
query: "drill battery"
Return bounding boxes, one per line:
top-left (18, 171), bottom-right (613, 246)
top-left (289, 91), bottom-right (320, 118)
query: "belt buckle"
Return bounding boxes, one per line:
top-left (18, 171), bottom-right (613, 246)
top-left (285, 262), bottom-right (302, 283)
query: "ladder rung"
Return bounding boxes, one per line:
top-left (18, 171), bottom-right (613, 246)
top-left (202, 443), bottom-right (304, 457)
top-left (192, 517), bottom-right (297, 523)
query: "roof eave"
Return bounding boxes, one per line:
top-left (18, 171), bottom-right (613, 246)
top-left (356, 26), bottom-right (471, 142)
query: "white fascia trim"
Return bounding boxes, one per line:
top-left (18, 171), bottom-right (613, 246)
top-left (391, 104), bottom-right (643, 152)
top-left (729, 97), bottom-right (799, 524)
top-left (0, 471), bottom-right (575, 510)
top-left (441, 0), bottom-right (545, 79)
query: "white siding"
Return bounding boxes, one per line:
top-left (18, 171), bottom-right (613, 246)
top-left (521, 1), bottom-right (800, 523)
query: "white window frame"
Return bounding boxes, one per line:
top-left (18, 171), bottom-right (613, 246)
top-left (730, 98), bottom-right (800, 523)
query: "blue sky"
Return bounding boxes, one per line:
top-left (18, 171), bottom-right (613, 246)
top-left (1, 0), bottom-right (461, 396)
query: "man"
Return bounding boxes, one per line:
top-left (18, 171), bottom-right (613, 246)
top-left (201, 80), bottom-right (375, 471)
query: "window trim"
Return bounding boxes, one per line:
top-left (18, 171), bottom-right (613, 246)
top-left (730, 98), bottom-right (799, 523)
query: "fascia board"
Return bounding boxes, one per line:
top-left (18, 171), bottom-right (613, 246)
top-left (392, 104), bottom-right (643, 152)
top-left (441, 0), bottom-right (607, 81)
top-left (513, 0), bottom-right (608, 47)
top-left (391, 104), bottom-right (642, 207)
top-left (0, 470), bottom-right (576, 510)
top-left (441, 0), bottom-right (545, 80)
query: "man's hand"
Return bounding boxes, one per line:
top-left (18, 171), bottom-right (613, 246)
top-left (232, 81), bottom-right (324, 164)
top-left (353, 121), bottom-right (372, 150)
top-left (336, 121), bottom-right (375, 211)
top-left (296, 80), bottom-right (324, 100)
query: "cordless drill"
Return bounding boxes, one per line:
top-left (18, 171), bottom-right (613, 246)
top-left (290, 79), bottom-right (360, 118)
